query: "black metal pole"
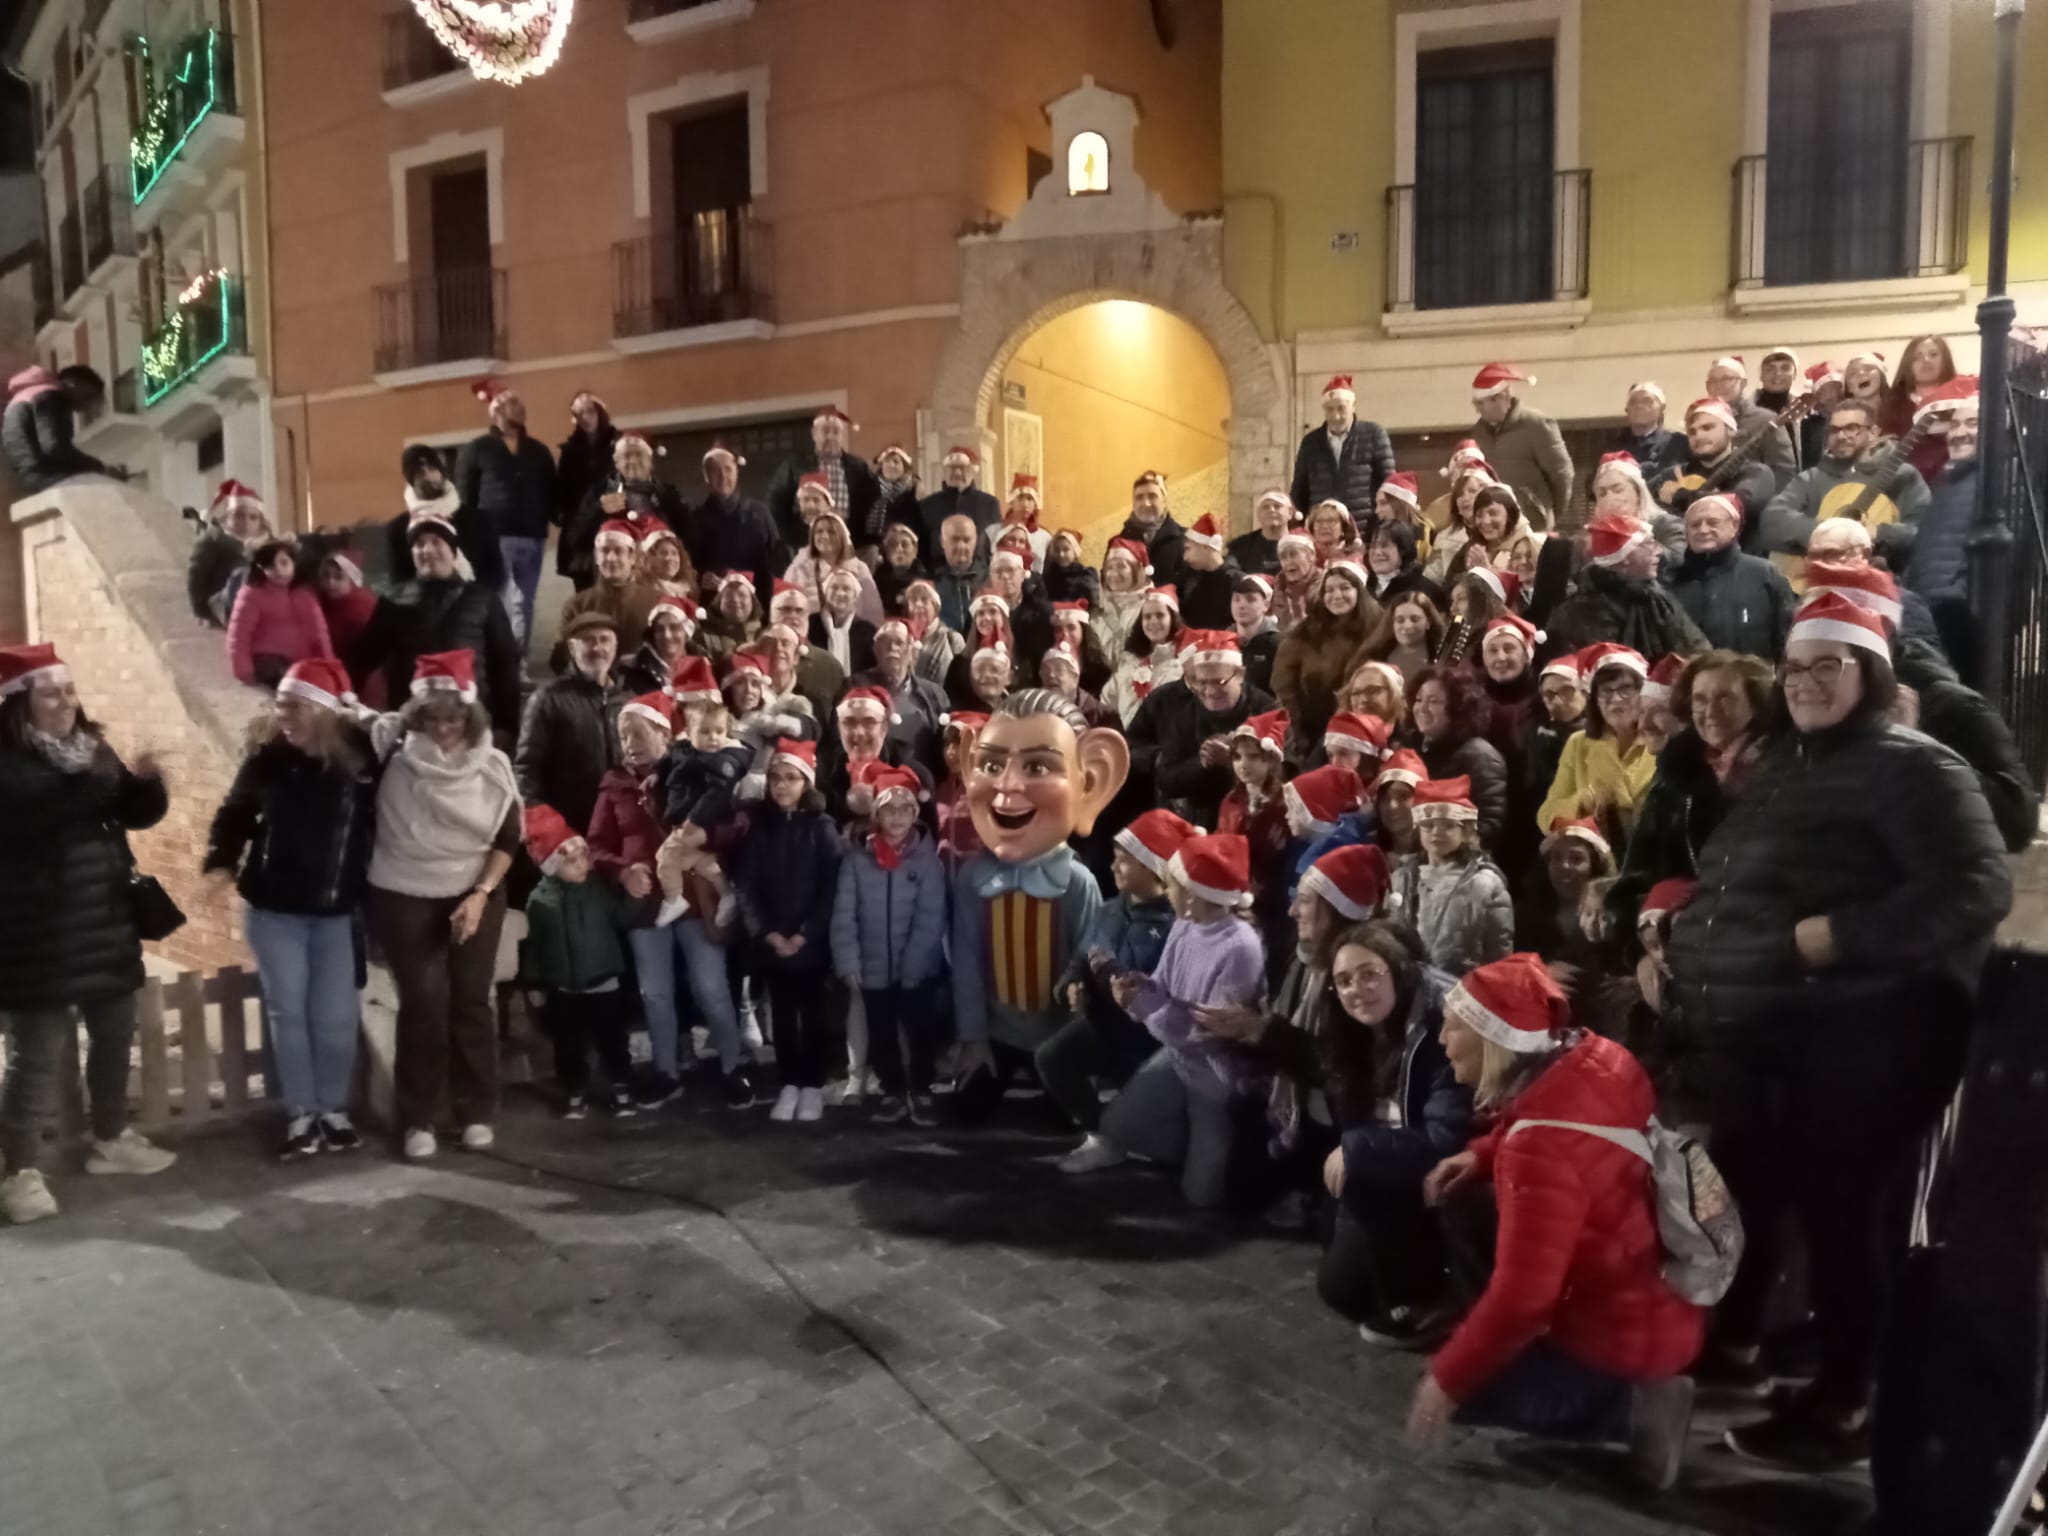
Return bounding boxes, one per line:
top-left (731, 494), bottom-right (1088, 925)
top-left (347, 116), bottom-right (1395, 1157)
top-left (1968, 0), bottom-right (2024, 709)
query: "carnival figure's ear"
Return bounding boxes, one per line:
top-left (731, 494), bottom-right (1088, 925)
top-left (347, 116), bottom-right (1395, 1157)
top-left (1071, 727), bottom-right (1132, 835)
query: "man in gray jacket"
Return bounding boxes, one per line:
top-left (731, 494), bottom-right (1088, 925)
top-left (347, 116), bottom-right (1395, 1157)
top-left (1756, 398), bottom-right (1929, 561)
top-left (1469, 362), bottom-right (1574, 531)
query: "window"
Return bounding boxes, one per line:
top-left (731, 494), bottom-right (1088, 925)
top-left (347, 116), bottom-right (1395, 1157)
top-left (1761, 3), bottom-right (1910, 285)
top-left (616, 98), bottom-right (766, 335)
top-left (1067, 130), bottom-right (1108, 195)
top-left (1413, 42), bottom-right (1553, 310)
top-left (197, 426), bottom-right (224, 472)
top-left (641, 415), bottom-right (811, 504)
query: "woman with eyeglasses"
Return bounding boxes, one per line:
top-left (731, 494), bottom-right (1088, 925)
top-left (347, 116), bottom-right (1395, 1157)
top-left (1535, 645), bottom-right (1658, 841)
top-left (1666, 595), bottom-right (2009, 1472)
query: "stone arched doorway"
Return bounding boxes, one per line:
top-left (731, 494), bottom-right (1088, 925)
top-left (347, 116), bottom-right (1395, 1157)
top-left (929, 221), bottom-right (1290, 540)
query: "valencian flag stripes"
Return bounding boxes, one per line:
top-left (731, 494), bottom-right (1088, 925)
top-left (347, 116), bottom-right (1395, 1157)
top-left (987, 891), bottom-right (1056, 1015)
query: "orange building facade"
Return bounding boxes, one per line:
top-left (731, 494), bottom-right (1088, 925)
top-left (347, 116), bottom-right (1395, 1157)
top-left (261, 0), bottom-right (1229, 538)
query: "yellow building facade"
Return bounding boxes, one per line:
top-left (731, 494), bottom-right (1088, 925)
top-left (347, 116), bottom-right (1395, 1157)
top-left (1222, 0), bottom-right (2048, 486)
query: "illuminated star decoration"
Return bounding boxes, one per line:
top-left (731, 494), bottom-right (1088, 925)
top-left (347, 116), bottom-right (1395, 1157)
top-left (409, 0), bottom-right (574, 86)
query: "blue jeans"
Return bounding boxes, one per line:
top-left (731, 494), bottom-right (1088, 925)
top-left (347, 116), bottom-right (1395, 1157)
top-left (1454, 1340), bottom-right (1635, 1443)
top-left (244, 905), bottom-right (361, 1116)
top-left (629, 920), bottom-right (741, 1077)
top-left (499, 535), bottom-right (545, 649)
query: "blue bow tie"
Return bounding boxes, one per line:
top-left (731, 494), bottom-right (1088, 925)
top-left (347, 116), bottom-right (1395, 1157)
top-left (973, 845), bottom-right (1075, 901)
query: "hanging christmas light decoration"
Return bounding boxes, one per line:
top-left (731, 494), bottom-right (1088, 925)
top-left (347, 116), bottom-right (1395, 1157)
top-left (408, 0), bottom-right (574, 86)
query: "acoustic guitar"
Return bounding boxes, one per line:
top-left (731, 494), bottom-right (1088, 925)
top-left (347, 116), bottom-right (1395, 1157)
top-left (1664, 395), bottom-right (1818, 502)
top-left (1773, 411), bottom-right (1943, 591)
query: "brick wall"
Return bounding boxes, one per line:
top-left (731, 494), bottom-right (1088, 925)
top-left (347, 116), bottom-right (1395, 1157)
top-left (20, 503), bottom-right (257, 975)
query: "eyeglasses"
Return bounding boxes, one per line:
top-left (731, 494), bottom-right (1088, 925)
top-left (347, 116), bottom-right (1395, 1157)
top-left (1595, 680), bottom-right (1642, 700)
top-left (1780, 656), bottom-right (1859, 687)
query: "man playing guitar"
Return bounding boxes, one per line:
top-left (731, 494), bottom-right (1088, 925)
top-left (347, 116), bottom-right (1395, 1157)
top-left (1651, 397), bottom-right (1781, 551)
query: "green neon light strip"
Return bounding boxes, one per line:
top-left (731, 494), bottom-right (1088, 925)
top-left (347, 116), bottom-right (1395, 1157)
top-left (142, 277), bottom-right (235, 408)
top-left (130, 30), bottom-right (217, 207)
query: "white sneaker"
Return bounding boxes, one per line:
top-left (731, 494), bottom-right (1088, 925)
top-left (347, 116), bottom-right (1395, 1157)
top-left (403, 1128), bottom-right (438, 1161)
top-left (653, 895), bottom-right (689, 928)
top-left (768, 1086), bottom-right (801, 1122)
top-left (84, 1129), bottom-right (176, 1176)
top-left (797, 1088), bottom-right (825, 1122)
top-left (460, 1124), bottom-right (494, 1151)
top-left (0, 1169), bottom-right (58, 1224)
top-left (835, 1078), bottom-right (865, 1108)
top-left (1057, 1134), bottom-right (1126, 1175)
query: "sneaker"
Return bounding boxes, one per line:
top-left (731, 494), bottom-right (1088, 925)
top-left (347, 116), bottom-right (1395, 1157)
top-left (633, 1072), bottom-right (683, 1109)
top-left (1057, 1134), bottom-right (1127, 1175)
top-left (722, 1068), bottom-right (757, 1110)
top-left (769, 1085), bottom-right (801, 1123)
top-left (0, 1169), bottom-right (58, 1225)
top-left (460, 1124), bottom-right (495, 1151)
top-left (835, 1078), bottom-right (865, 1109)
top-left (607, 1087), bottom-right (638, 1119)
top-left (907, 1092), bottom-right (937, 1127)
top-left (1724, 1401), bottom-right (1872, 1472)
top-left (316, 1114), bottom-right (361, 1153)
top-left (403, 1128), bottom-right (439, 1161)
top-left (869, 1094), bottom-right (909, 1124)
top-left (561, 1095), bottom-right (590, 1121)
top-left (1356, 1305), bottom-right (1455, 1351)
top-left (1628, 1376), bottom-right (1696, 1493)
top-left (797, 1088), bottom-right (825, 1122)
top-left (279, 1115), bottom-right (321, 1162)
top-left (1691, 1344), bottom-right (1773, 1402)
top-left (84, 1129), bottom-right (176, 1176)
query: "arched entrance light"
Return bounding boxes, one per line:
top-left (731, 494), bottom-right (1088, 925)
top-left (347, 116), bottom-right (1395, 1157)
top-left (1067, 131), bottom-right (1109, 195)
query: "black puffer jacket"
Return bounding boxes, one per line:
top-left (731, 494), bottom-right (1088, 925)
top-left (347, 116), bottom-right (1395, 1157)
top-left (204, 739), bottom-right (380, 916)
top-left (352, 577), bottom-right (524, 738)
top-left (553, 420), bottom-right (620, 575)
top-left (682, 492), bottom-right (787, 606)
top-left (1541, 562), bottom-right (1709, 664)
top-left (1668, 543), bottom-right (1797, 660)
top-left (1420, 733), bottom-right (1510, 851)
top-left (560, 476), bottom-right (688, 589)
top-left (2, 368), bottom-right (107, 493)
top-left (0, 742), bottom-right (168, 1013)
top-left (453, 429), bottom-right (558, 542)
top-left (187, 528), bottom-right (246, 625)
top-left (907, 484), bottom-right (1000, 568)
top-left (1907, 458), bottom-right (1975, 606)
top-left (733, 804), bottom-right (841, 971)
top-left (1290, 419), bottom-right (1395, 518)
top-left (1897, 636), bottom-right (2040, 853)
top-left (1667, 716), bottom-right (2011, 1036)
top-left (513, 673), bottom-right (623, 835)
top-left (1115, 513), bottom-right (1188, 594)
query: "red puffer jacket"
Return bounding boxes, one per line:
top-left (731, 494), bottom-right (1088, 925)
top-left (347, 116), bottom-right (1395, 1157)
top-left (586, 766), bottom-right (664, 920)
top-left (1431, 1033), bottom-right (1705, 1404)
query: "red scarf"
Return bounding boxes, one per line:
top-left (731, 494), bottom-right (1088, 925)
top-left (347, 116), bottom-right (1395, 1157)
top-left (870, 830), bottom-right (908, 870)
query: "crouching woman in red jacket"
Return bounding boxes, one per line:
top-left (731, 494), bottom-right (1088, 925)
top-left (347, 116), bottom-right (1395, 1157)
top-left (1408, 954), bottom-right (1705, 1492)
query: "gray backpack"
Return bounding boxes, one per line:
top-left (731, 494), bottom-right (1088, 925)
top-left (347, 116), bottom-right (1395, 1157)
top-left (1507, 1116), bottom-right (1745, 1306)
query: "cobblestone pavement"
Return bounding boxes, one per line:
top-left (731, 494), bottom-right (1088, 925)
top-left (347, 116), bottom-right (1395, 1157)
top-left (0, 1088), bottom-right (1874, 1536)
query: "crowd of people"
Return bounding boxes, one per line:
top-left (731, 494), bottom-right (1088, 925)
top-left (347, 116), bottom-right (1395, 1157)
top-left (0, 340), bottom-right (2035, 1508)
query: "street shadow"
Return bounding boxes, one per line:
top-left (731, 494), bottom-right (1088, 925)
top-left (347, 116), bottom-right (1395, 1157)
top-left (1465, 1441), bottom-right (1874, 1535)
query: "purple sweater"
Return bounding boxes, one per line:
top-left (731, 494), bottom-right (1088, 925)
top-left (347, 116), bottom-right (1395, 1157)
top-left (1129, 914), bottom-right (1269, 1099)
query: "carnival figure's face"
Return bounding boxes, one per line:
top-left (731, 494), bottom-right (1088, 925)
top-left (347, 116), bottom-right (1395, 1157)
top-left (965, 711), bottom-right (1129, 863)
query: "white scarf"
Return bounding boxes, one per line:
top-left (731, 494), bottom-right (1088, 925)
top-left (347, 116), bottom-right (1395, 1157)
top-left (368, 732), bottom-right (521, 898)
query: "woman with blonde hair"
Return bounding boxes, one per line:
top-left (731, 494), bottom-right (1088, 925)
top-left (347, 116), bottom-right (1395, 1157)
top-left (205, 659), bottom-right (379, 1160)
top-left (1339, 659), bottom-right (1408, 733)
top-left (1588, 452), bottom-right (1683, 558)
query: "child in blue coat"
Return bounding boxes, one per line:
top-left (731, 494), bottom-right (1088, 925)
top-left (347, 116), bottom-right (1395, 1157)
top-left (830, 763), bottom-right (947, 1125)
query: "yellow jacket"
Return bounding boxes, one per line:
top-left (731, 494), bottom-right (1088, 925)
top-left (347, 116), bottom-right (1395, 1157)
top-left (1536, 731), bottom-right (1658, 835)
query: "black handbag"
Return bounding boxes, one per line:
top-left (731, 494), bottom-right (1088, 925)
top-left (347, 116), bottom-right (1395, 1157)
top-left (110, 823), bottom-right (186, 942)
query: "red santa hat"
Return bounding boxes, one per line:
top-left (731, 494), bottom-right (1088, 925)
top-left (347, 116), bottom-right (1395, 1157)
top-left (1187, 514), bottom-right (1223, 552)
top-left (1625, 381), bottom-right (1666, 407)
top-left (989, 545), bottom-right (1031, 575)
top-left (1007, 473), bottom-right (1040, 502)
top-left (569, 389), bottom-right (608, 419)
top-left (614, 430), bottom-right (662, 460)
top-left (209, 478), bottom-right (266, 526)
top-left (1640, 878), bottom-right (1697, 929)
top-left (621, 690), bottom-right (678, 735)
top-left (1144, 583), bottom-right (1180, 614)
top-left (1598, 449), bottom-right (1645, 481)
top-left (864, 762), bottom-right (925, 811)
top-left (1641, 654), bottom-right (1688, 708)
top-left (1446, 954), bottom-right (1572, 1054)
top-left (940, 709), bottom-right (989, 738)
top-left (647, 598), bottom-right (701, 637)
top-left (1760, 346), bottom-right (1798, 368)
top-left (722, 649), bottom-right (773, 690)
top-left (710, 570), bottom-right (754, 601)
top-left (969, 586), bottom-right (1011, 618)
top-left (1255, 487), bottom-right (1295, 514)
top-left (1843, 350), bottom-right (1888, 379)
top-left (1802, 560), bottom-right (1903, 625)
top-left (812, 406), bottom-right (855, 429)
top-left (1372, 748), bottom-right (1427, 793)
top-left (1707, 354), bottom-right (1747, 380)
top-left (1380, 471), bottom-right (1420, 508)
top-left (1915, 375), bottom-right (1980, 422)
top-left (636, 516), bottom-right (679, 553)
top-left (1050, 600), bottom-right (1091, 625)
top-left (1484, 612), bottom-right (1544, 656)
top-left (1539, 652), bottom-right (1584, 686)
top-left (1322, 375), bottom-right (1357, 404)
top-left (410, 649), bottom-right (477, 703)
top-left (702, 443), bottom-right (748, 470)
top-left (323, 548), bottom-right (365, 588)
top-left (667, 655), bottom-right (721, 706)
top-left (595, 518), bottom-right (641, 552)
top-left (1806, 359), bottom-right (1843, 388)
top-left (1166, 833), bottom-right (1254, 910)
top-left (875, 443), bottom-right (913, 470)
top-left (837, 685), bottom-right (901, 725)
top-left (1236, 572), bottom-right (1274, 601)
top-left (1788, 590), bottom-right (1891, 658)
top-left (1323, 559), bottom-right (1372, 598)
top-left (770, 577), bottom-right (809, 611)
top-left (1284, 764), bottom-right (1363, 832)
top-left (1231, 708), bottom-right (1289, 757)
top-left (1585, 512), bottom-right (1654, 568)
top-left (1133, 469), bottom-right (1168, 494)
top-left (1104, 537), bottom-right (1152, 576)
top-left (1542, 815), bottom-right (1613, 864)
top-left (1184, 629), bottom-right (1243, 670)
top-left (1464, 566), bottom-right (1521, 610)
top-left (874, 617), bottom-right (912, 645)
top-left (903, 578), bottom-right (942, 613)
top-left (943, 444), bottom-right (980, 467)
top-left (523, 806), bottom-right (586, 877)
top-left (796, 472), bottom-right (835, 506)
top-left (1051, 527), bottom-right (1086, 553)
top-left (1410, 775), bottom-right (1478, 824)
top-left (1297, 844), bottom-right (1392, 922)
top-left (1114, 807), bottom-right (1199, 879)
top-left (1277, 529), bottom-right (1317, 558)
top-left (1445, 439), bottom-right (1487, 476)
top-left (1575, 642), bottom-right (1650, 681)
top-left (1684, 396), bottom-right (1739, 433)
top-left (1471, 362), bottom-right (1531, 398)
top-left (1322, 711), bottom-right (1391, 761)
top-left (278, 658), bottom-right (355, 713)
top-left (770, 738), bottom-right (818, 782)
top-left (1039, 640), bottom-right (1083, 681)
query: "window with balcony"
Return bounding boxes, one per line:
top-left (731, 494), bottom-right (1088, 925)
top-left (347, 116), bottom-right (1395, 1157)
top-left (141, 269), bottom-right (246, 408)
top-left (1733, 0), bottom-right (1968, 291)
top-left (130, 25), bottom-right (238, 206)
top-left (384, 10), bottom-right (461, 91)
top-left (615, 98), bottom-right (770, 343)
top-left (376, 158), bottom-right (504, 374)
